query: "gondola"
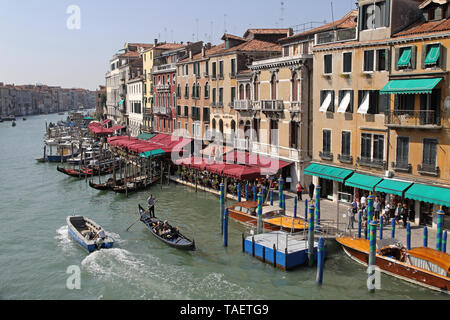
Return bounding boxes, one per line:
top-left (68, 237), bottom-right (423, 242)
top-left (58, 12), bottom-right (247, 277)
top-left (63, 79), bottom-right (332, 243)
top-left (138, 204), bottom-right (195, 251)
top-left (113, 176), bottom-right (160, 194)
top-left (89, 177), bottom-right (125, 191)
top-left (57, 166), bottom-right (93, 178)
top-left (66, 215), bottom-right (114, 253)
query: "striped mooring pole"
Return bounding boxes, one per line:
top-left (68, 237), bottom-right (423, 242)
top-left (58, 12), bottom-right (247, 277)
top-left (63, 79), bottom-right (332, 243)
top-left (316, 238), bottom-right (325, 285)
top-left (358, 210), bottom-right (362, 239)
top-left (237, 183), bottom-right (241, 202)
top-left (257, 192), bottom-right (263, 234)
top-left (223, 208), bottom-right (229, 247)
top-left (379, 216), bottom-right (383, 240)
top-left (368, 220), bottom-right (377, 293)
top-left (391, 218), bottom-right (396, 239)
top-left (366, 195), bottom-right (374, 239)
top-left (282, 194), bottom-right (286, 211)
top-left (220, 183), bottom-right (225, 235)
top-left (294, 196), bottom-right (298, 218)
top-left (442, 231), bottom-right (447, 253)
top-left (262, 186), bottom-right (266, 203)
top-left (252, 185), bottom-right (257, 202)
top-left (308, 204), bottom-right (315, 267)
top-left (245, 184), bottom-right (249, 201)
top-left (278, 177), bottom-right (283, 208)
top-left (423, 226), bottom-right (428, 247)
top-left (315, 185), bottom-right (321, 227)
top-left (406, 222), bottom-right (411, 250)
top-left (436, 208), bottom-right (444, 251)
top-left (270, 190), bottom-right (274, 206)
top-left (304, 199), bottom-right (308, 222)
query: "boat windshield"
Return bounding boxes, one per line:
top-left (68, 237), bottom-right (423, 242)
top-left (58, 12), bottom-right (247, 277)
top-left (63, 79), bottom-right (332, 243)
top-left (262, 210), bottom-right (284, 218)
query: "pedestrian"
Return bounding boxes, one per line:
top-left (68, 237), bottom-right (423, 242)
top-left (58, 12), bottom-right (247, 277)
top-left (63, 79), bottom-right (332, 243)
top-left (147, 194), bottom-right (157, 218)
top-left (296, 182), bottom-right (303, 201)
top-left (347, 207), bottom-right (355, 230)
top-left (360, 194), bottom-right (367, 211)
top-left (401, 203), bottom-right (408, 228)
top-left (309, 182), bottom-right (315, 200)
top-left (394, 202), bottom-right (402, 225)
top-left (374, 197), bottom-right (381, 220)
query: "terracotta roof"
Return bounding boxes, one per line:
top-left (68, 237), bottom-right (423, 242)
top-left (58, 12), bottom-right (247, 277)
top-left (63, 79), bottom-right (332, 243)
top-left (217, 39), bottom-right (281, 55)
top-left (155, 43), bottom-right (185, 50)
top-left (120, 51), bottom-right (140, 58)
top-left (221, 33), bottom-right (247, 41)
top-left (128, 43), bottom-right (154, 49)
top-left (244, 28), bottom-right (292, 37)
top-left (392, 17), bottom-right (450, 37)
top-left (279, 10), bottom-right (358, 43)
top-left (178, 44), bottom-right (226, 63)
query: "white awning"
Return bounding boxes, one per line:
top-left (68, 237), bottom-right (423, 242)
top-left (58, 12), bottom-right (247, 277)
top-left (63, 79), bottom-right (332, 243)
top-left (337, 92), bottom-right (351, 113)
top-left (357, 91), bottom-right (370, 114)
top-left (319, 92), bottom-right (332, 112)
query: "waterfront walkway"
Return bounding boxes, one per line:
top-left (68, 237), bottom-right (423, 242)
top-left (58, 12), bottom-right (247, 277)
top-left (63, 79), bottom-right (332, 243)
top-left (171, 176), bottom-right (444, 251)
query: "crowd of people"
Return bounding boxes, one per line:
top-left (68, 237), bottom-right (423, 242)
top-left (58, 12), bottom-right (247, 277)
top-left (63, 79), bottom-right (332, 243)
top-left (347, 192), bottom-right (415, 230)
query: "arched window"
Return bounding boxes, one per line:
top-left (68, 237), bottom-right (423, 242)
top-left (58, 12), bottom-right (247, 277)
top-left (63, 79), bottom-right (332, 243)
top-left (245, 84), bottom-right (251, 101)
top-left (204, 82), bottom-right (209, 98)
top-left (197, 84), bottom-right (201, 99)
top-left (185, 84), bottom-right (189, 98)
top-left (253, 75), bottom-right (259, 101)
top-left (219, 119), bottom-right (224, 135)
top-left (291, 72), bottom-right (299, 102)
top-left (239, 84), bottom-right (244, 100)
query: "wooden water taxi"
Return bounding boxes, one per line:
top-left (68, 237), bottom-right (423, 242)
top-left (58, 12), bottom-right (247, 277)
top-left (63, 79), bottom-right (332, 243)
top-left (336, 236), bottom-right (450, 294)
top-left (228, 201), bottom-right (307, 232)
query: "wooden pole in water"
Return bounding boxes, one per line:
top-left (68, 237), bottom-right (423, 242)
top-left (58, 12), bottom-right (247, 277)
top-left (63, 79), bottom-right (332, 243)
top-left (160, 160), bottom-right (163, 189)
top-left (223, 208), bottom-right (229, 247)
top-left (237, 183), bottom-right (241, 202)
top-left (391, 218), bottom-right (396, 239)
top-left (368, 220), bottom-right (377, 293)
top-left (270, 189), bottom-right (273, 206)
top-left (308, 204), bottom-right (315, 267)
top-left (442, 231), bottom-right (447, 253)
top-left (125, 155), bottom-right (128, 198)
top-left (294, 196), bottom-right (297, 218)
top-left (273, 244), bottom-right (276, 268)
top-left (436, 208), bottom-right (444, 251)
top-left (406, 222), bottom-right (411, 250)
top-left (257, 192), bottom-right (263, 234)
top-left (315, 185), bottom-right (321, 227)
top-left (367, 195), bottom-right (374, 239)
top-left (278, 177), bottom-right (283, 208)
top-left (167, 163), bottom-right (170, 186)
top-left (423, 226), bottom-right (428, 247)
top-left (220, 183), bottom-right (225, 234)
top-left (379, 216), bottom-right (383, 240)
top-left (316, 237), bottom-right (325, 285)
top-left (43, 145), bottom-right (47, 162)
top-left (245, 184), bottom-right (249, 201)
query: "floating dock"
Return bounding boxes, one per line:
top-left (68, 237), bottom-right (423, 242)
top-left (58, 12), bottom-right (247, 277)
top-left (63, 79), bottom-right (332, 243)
top-left (243, 231), bottom-right (326, 270)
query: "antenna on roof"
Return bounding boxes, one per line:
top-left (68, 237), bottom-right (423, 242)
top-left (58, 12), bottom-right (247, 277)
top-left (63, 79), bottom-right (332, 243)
top-left (331, 0), bottom-right (336, 30)
top-left (224, 14), bottom-right (227, 34)
top-left (196, 18), bottom-right (199, 41)
top-left (280, 1), bottom-right (285, 28)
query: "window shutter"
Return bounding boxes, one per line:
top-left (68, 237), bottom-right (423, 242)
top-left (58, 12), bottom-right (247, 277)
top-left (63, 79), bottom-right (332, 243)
top-left (385, 49), bottom-right (391, 71)
top-left (349, 91), bottom-right (354, 113)
top-left (385, 0), bottom-right (391, 27)
top-left (421, 45), bottom-right (427, 69)
top-left (394, 48), bottom-right (399, 71)
top-left (435, 7), bottom-right (443, 20)
top-left (394, 95), bottom-right (399, 111)
top-left (438, 43), bottom-right (443, 68)
top-left (411, 46), bottom-right (417, 69)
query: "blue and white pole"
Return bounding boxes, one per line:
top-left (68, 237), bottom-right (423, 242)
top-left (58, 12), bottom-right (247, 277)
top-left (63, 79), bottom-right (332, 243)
top-left (316, 238), bottom-right (325, 285)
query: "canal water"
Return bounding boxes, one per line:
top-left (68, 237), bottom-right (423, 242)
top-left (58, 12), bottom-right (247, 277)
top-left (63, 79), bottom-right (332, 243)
top-left (0, 113), bottom-right (447, 300)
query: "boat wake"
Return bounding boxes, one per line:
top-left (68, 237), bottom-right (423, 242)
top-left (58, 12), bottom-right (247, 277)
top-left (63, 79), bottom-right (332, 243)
top-left (80, 249), bottom-right (254, 300)
top-left (55, 226), bottom-right (77, 255)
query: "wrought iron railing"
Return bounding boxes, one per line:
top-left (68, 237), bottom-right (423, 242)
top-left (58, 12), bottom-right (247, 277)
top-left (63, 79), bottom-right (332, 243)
top-left (234, 100), bottom-right (253, 111)
top-left (385, 110), bottom-right (441, 127)
top-left (417, 163), bottom-right (440, 176)
top-left (338, 154), bottom-right (353, 164)
top-left (357, 157), bottom-right (387, 169)
top-left (261, 100), bottom-right (284, 112)
top-left (392, 161), bottom-right (412, 173)
top-left (319, 151), bottom-right (333, 161)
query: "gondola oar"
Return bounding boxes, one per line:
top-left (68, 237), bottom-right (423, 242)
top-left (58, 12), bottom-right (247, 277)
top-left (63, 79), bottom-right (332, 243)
top-left (126, 217), bottom-right (141, 232)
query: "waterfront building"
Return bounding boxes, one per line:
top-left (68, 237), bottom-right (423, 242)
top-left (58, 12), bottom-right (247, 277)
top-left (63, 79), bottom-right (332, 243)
top-left (152, 41), bottom-right (203, 134)
top-left (309, 0), bottom-right (449, 230)
top-left (127, 76), bottom-right (144, 137)
top-left (96, 85), bottom-right (106, 118)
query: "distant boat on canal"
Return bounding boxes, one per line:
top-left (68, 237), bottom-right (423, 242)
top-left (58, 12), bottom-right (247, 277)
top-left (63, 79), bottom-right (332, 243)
top-left (66, 216), bottom-right (114, 253)
top-left (12, 121), bottom-right (16, 127)
top-left (336, 236), bottom-right (450, 294)
top-left (228, 201), bottom-right (307, 233)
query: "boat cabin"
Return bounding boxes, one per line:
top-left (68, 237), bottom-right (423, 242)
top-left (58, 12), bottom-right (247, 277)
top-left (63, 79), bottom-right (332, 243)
top-left (405, 247), bottom-right (450, 277)
top-left (376, 238), bottom-right (406, 262)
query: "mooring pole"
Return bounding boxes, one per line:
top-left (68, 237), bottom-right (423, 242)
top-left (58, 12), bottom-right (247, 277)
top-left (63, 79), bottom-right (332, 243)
top-left (316, 238), bottom-right (325, 285)
top-left (237, 183), bottom-right (241, 202)
top-left (436, 208), bottom-right (444, 251)
top-left (391, 218), bottom-right (396, 239)
top-left (368, 220), bottom-right (377, 293)
top-left (305, 199), bottom-right (308, 222)
top-left (367, 195), bottom-right (374, 239)
top-left (270, 189), bottom-right (274, 206)
top-left (308, 204), bottom-right (315, 267)
top-left (423, 226), bottom-right (428, 247)
top-left (278, 177), bottom-right (283, 208)
top-left (358, 211), bottom-right (362, 239)
top-left (315, 185), bottom-right (321, 227)
top-left (223, 208), bottom-right (229, 247)
top-left (379, 216), bottom-right (383, 240)
top-left (252, 185), bottom-right (257, 202)
top-left (257, 192), bottom-right (263, 234)
top-left (245, 184), bottom-right (249, 202)
top-left (220, 183), bottom-right (225, 235)
top-left (442, 231), bottom-right (447, 253)
top-left (294, 196), bottom-right (298, 218)
top-left (406, 222), bottom-right (411, 250)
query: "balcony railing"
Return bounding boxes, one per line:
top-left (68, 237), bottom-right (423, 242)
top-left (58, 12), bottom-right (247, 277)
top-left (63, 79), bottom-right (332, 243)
top-left (233, 100), bottom-right (253, 111)
top-left (385, 110), bottom-right (442, 128)
top-left (155, 84), bottom-right (170, 91)
top-left (418, 163), bottom-right (440, 176)
top-left (319, 151), bottom-right (333, 161)
top-left (357, 157), bottom-right (387, 170)
top-left (392, 161), bottom-right (412, 173)
top-left (153, 63), bottom-right (176, 73)
top-left (288, 101), bottom-right (303, 113)
top-left (261, 100), bottom-right (284, 112)
top-left (203, 72), bottom-right (209, 78)
top-left (314, 27), bottom-right (357, 46)
top-left (338, 154), bottom-right (353, 164)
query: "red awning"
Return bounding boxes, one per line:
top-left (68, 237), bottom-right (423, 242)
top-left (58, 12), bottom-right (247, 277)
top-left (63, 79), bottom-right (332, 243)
top-left (224, 150), bottom-right (292, 174)
top-left (110, 124), bottom-right (125, 131)
top-left (223, 165), bottom-right (263, 180)
top-left (102, 119), bottom-right (111, 125)
top-left (176, 156), bottom-right (213, 170)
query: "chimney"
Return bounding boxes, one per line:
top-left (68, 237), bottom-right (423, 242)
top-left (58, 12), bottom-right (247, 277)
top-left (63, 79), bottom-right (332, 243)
top-left (206, 42), bottom-right (212, 50)
top-left (201, 46), bottom-right (205, 57)
top-left (154, 39), bottom-right (158, 46)
top-left (189, 50), bottom-right (192, 59)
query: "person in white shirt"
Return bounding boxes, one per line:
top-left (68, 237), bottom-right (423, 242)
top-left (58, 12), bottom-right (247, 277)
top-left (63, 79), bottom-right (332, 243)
top-left (360, 194), bottom-right (367, 209)
top-left (94, 227), bottom-right (106, 240)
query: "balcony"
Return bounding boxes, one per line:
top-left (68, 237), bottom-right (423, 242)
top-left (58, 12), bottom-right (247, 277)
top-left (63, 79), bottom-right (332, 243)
top-left (203, 72), bottom-right (209, 78)
top-left (211, 74), bottom-right (217, 80)
top-left (385, 110), bottom-right (442, 129)
top-left (314, 27), bottom-right (357, 46)
top-left (261, 100), bottom-right (284, 112)
top-left (392, 161), bottom-right (412, 173)
top-left (357, 157), bottom-right (387, 170)
top-left (338, 154), bottom-right (353, 164)
top-left (233, 100), bottom-right (253, 111)
top-left (153, 63), bottom-right (177, 73)
top-left (418, 163), bottom-right (440, 176)
top-left (319, 151), bottom-right (333, 161)
top-left (155, 84), bottom-right (170, 91)
top-left (288, 101), bottom-right (303, 113)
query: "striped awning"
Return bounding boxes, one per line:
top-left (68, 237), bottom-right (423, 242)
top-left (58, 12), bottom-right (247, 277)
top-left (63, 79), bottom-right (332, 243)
top-left (405, 183), bottom-right (450, 207)
top-left (345, 173), bottom-right (383, 191)
top-left (374, 179), bottom-right (413, 197)
top-left (304, 163), bottom-right (353, 183)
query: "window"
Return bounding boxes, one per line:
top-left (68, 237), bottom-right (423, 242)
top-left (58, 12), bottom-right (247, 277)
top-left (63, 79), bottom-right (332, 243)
top-left (337, 90), bottom-right (353, 113)
top-left (357, 90), bottom-right (387, 114)
top-left (423, 138), bottom-right (437, 167)
top-left (361, 133), bottom-right (372, 159)
top-left (212, 62), bottom-right (217, 78)
top-left (184, 106), bottom-right (189, 117)
top-left (343, 52), bottom-right (352, 73)
top-left (212, 88), bottom-right (216, 104)
top-left (219, 61), bottom-right (224, 77)
top-left (373, 135), bottom-right (384, 161)
top-left (324, 54), bottom-right (332, 74)
top-left (394, 94), bottom-right (415, 115)
top-left (322, 130), bottom-right (331, 154)
top-left (360, 1), bottom-right (388, 30)
top-left (231, 87), bottom-right (236, 103)
top-left (177, 105), bottom-right (181, 116)
top-left (319, 90), bottom-right (335, 113)
top-left (363, 50), bottom-right (374, 72)
top-left (396, 137), bottom-right (409, 165)
top-left (423, 43), bottom-right (441, 68)
top-left (341, 131), bottom-right (351, 156)
top-left (205, 62), bottom-right (209, 76)
top-left (376, 49), bottom-right (389, 71)
top-left (185, 84), bottom-right (189, 99)
top-left (204, 83), bottom-right (209, 98)
top-left (396, 46), bottom-right (416, 70)
top-left (231, 59), bottom-right (236, 76)
top-left (283, 46), bottom-right (289, 57)
top-left (185, 65), bottom-right (189, 75)
top-left (219, 88), bottom-right (223, 103)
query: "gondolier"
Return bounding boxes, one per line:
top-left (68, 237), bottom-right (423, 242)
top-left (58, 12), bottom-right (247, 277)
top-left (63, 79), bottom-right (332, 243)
top-left (147, 194), bottom-right (156, 218)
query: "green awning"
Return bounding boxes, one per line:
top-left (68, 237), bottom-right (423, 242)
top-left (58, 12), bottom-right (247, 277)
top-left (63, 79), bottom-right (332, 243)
top-left (405, 183), bottom-right (450, 207)
top-left (344, 173), bottom-right (383, 191)
top-left (380, 78), bottom-right (442, 95)
top-left (374, 179), bottom-right (413, 196)
top-left (118, 99), bottom-right (125, 106)
top-left (304, 163), bottom-right (353, 183)
top-left (137, 133), bottom-right (156, 140)
top-left (424, 45), bottom-right (440, 65)
top-left (140, 149), bottom-right (165, 158)
top-left (83, 117), bottom-right (94, 120)
top-left (397, 47), bottom-right (412, 67)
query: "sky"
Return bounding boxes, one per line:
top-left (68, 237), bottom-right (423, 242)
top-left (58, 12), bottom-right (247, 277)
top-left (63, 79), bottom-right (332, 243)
top-left (0, 0), bottom-right (355, 91)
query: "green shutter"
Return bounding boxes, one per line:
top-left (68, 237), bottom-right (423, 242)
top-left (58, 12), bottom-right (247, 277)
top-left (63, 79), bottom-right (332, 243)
top-left (398, 47), bottom-right (412, 67)
top-left (424, 44), bottom-right (440, 65)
